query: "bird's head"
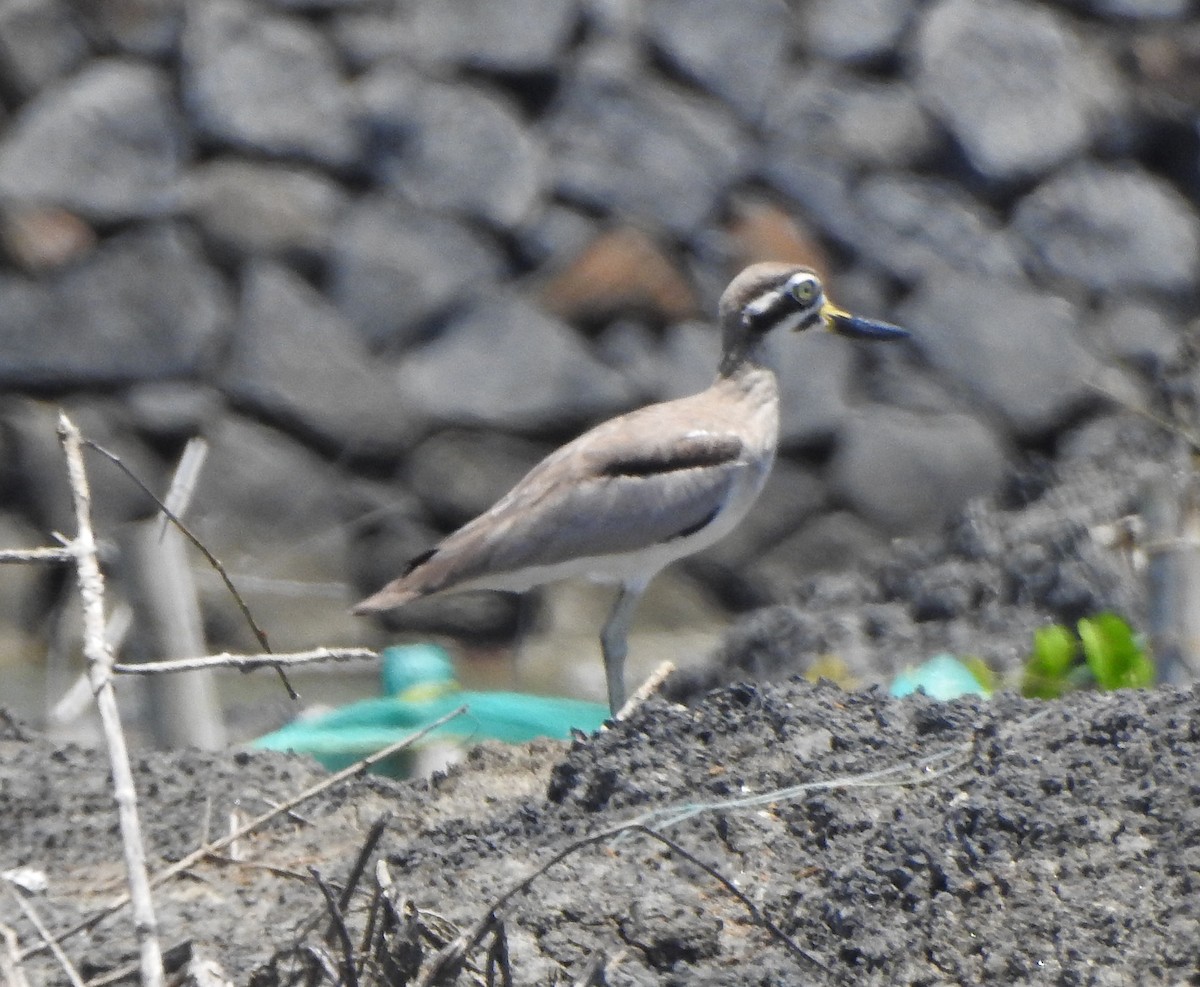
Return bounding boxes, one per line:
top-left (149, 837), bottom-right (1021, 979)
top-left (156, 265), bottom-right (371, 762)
top-left (720, 263), bottom-right (910, 346)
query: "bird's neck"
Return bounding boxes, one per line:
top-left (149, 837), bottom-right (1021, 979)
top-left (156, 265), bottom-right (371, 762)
top-left (717, 333), bottom-right (778, 381)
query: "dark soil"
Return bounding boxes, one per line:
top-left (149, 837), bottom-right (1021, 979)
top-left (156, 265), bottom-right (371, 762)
top-left (4, 677), bottom-right (1200, 985)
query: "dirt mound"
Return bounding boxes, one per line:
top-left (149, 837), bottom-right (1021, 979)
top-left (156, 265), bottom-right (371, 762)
top-left (5, 678), bottom-right (1198, 984)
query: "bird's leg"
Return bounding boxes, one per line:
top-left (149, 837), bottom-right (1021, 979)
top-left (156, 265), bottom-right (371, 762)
top-left (600, 581), bottom-right (646, 714)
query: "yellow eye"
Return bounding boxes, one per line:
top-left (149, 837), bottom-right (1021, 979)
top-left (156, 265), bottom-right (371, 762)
top-left (789, 277), bottom-right (819, 305)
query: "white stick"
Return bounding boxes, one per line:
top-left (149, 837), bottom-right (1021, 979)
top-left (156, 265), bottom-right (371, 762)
top-left (57, 413), bottom-right (165, 987)
top-left (111, 647), bottom-right (379, 676)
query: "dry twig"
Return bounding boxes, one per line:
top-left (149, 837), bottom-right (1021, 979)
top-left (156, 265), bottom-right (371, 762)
top-left (57, 413), bottom-right (165, 987)
top-left (21, 705), bottom-right (469, 963)
top-left (112, 648), bottom-right (378, 676)
top-left (0, 547), bottom-right (75, 564)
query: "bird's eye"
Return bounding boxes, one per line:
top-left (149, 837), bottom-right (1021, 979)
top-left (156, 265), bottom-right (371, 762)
top-left (789, 277), bottom-right (819, 305)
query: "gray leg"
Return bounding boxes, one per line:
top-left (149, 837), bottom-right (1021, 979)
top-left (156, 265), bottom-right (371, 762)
top-left (600, 581), bottom-right (645, 714)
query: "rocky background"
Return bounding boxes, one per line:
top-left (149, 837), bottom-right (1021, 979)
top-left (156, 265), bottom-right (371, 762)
top-left (0, 0), bottom-right (1198, 732)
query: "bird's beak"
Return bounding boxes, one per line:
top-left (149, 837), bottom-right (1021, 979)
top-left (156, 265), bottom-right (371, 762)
top-left (820, 301), bottom-right (910, 341)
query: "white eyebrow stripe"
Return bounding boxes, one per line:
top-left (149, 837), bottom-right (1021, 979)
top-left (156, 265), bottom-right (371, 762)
top-left (744, 290), bottom-right (782, 319)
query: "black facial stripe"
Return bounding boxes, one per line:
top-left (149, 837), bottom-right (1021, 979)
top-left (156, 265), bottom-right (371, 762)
top-left (743, 290), bottom-right (801, 334)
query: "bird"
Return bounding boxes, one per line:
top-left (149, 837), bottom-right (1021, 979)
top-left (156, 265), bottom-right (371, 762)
top-left (353, 263), bottom-right (909, 714)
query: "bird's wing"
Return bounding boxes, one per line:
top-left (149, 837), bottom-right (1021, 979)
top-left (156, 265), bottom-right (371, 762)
top-left (362, 403), bottom-right (754, 605)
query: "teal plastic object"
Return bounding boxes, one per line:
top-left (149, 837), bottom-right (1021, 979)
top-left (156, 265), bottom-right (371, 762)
top-left (890, 654), bottom-right (990, 701)
top-left (251, 644), bottom-right (610, 776)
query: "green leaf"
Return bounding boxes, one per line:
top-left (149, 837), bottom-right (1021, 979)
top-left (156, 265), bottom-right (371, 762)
top-left (1078, 613), bottom-right (1154, 690)
top-left (1022, 624), bottom-right (1078, 699)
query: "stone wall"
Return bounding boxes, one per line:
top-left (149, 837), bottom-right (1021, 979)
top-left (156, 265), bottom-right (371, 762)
top-left (0, 0), bottom-right (1196, 701)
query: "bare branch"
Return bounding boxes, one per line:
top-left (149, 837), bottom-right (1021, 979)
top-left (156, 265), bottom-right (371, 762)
top-left (80, 440), bottom-right (293, 697)
top-left (56, 413), bottom-right (166, 987)
top-left (112, 647), bottom-right (378, 677)
top-left (2, 883), bottom-right (84, 987)
top-left (0, 547), bottom-right (75, 564)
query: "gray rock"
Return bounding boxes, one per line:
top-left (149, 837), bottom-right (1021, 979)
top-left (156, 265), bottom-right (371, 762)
top-left (644, 0), bottom-right (791, 122)
top-left (222, 262), bottom-right (418, 457)
top-left (0, 59), bottom-right (186, 221)
top-left (1012, 163), bottom-right (1200, 295)
top-left (798, 0), bottom-right (916, 64)
top-left (405, 429), bottom-right (549, 527)
top-left (124, 382), bottom-right (225, 443)
top-left (71, 0), bottom-right (184, 58)
top-left (409, 0), bottom-right (579, 74)
top-left (1058, 0), bottom-right (1191, 17)
top-left (265, 0), bottom-right (375, 10)
top-left (914, 0), bottom-right (1121, 181)
top-left (394, 293), bottom-right (634, 431)
top-left (765, 70), bottom-right (936, 171)
top-left (756, 510), bottom-right (889, 582)
top-left (1091, 300), bottom-right (1186, 374)
top-left (762, 156), bottom-right (857, 246)
top-left (515, 203), bottom-right (601, 269)
top-left (897, 272), bottom-right (1102, 438)
top-left (328, 196), bottom-right (504, 349)
top-left (182, 0), bottom-right (358, 168)
top-left (829, 408), bottom-right (1007, 535)
top-left (188, 414), bottom-right (365, 652)
top-left (0, 224), bottom-right (230, 387)
top-left (847, 173), bottom-right (1022, 281)
top-left (0, 0), bottom-right (87, 96)
top-left (0, 397), bottom-right (166, 533)
top-left (183, 158), bottom-right (347, 262)
top-left (774, 330), bottom-right (858, 448)
top-left (545, 76), bottom-right (746, 236)
top-left (358, 68), bottom-right (543, 228)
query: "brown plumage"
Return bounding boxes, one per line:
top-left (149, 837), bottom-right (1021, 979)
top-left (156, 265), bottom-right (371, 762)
top-left (354, 263), bottom-right (908, 712)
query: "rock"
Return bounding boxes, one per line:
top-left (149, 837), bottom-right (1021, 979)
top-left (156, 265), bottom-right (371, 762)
top-left (405, 429), bottom-right (549, 527)
top-left (0, 206), bottom-right (96, 272)
top-left (328, 196), bottom-right (504, 349)
top-left (545, 76), bottom-right (746, 236)
top-left (124, 382), bottom-right (224, 444)
top-left (182, 0), bottom-right (358, 168)
top-left (358, 67), bottom-right (543, 228)
top-left (182, 158), bottom-right (347, 263)
top-left (265, 0), bottom-right (375, 10)
top-left (0, 59), bottom-right (186, 221)
top-left (70, 0), bottom-right (183, 58)
top-left (538, 227), bottom-right (698, 325)
top-left (765, 69), bottom-right (935, 170)
top-left (774, 331), bottom-right (858, 448)
top-left (897, 272), bottom-right (1104, 439)
top-left (0, 397), bottom-right (166, 534)
top-left (1091, 300), bottom-right (1186, 375)
top-left (914, 0), bottom-right (1121, 181)
top-left (829, 408), bottom-right (1008, 535)
top-left (394, 293), bottom-right (634, 432)
top-left (514, 202), bottom-right (600, 269)
top-left (1012, 163), bottom-right (1200, 295)
top-left (1061, 0), bottom-right (1191, 17)
top-left (754, 511), bottom-right (890, 593)
top-left (409, 0), bottom-right (579, 75)
top-left (643, 0), bottom-right (791, 122)
top-left (0, 224), bottom-right (230, 387)
top-left (0, 0), bottom-right (87, 96)
top-left (798, 0), bottom-right (916, 64)
top-left (221, 262), bottom-right (418, 457)
top-left (846, 173), bottom-right (1022, 281)
top-left (188, 414), bottom-right (364, 652)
